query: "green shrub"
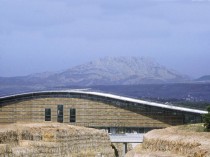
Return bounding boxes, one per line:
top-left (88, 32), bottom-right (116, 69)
top-left (203, 106), bottom-right (210, 131)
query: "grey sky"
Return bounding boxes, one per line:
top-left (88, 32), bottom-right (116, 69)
top-left (0, 0), bottom-right (210, 78)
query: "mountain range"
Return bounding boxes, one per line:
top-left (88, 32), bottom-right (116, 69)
top-left (195, 75), bottom-right (210, 82)
top-left (0, 57), bottom-right (189, 87)
top-left (1, 56), bottom-right (210, 102)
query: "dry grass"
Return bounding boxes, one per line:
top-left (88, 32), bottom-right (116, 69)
top-left (0, 122), bottom-right (115, 157)
top-left (177, 123), bottom-right (205, 132)
top-left (126, 124), bottom-right (210, 157)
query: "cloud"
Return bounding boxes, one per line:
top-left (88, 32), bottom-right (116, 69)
top-left (0, 0), bottom-right (210, 77)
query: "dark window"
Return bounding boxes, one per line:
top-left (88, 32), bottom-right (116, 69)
top-left (184, 113), bottom-right (196, 124)
top-left (57, 105), bottom-right (63, 123)
top-left (45, 108), bottom-right (51, 121)
top-left (70, 108), bottom-right (76, 122)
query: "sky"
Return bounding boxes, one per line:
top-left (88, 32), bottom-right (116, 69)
top-left (0, 0), bottom-right (210, 78)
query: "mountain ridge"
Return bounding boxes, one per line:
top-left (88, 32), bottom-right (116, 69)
top-left (56, 57), bottom-right (189, 85)
top-left (195, 75), bottom-right (210, 82)
top-left (0, 57), bottom-right (189, 87)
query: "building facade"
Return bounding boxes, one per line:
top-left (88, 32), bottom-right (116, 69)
top-left (0, 91), bottom-right (207, 133)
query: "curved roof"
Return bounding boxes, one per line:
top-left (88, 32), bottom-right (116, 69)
top-left (0, 90), bottom-right (207, 114)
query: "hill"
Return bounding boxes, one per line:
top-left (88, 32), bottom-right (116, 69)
top-left (195, 75), bottom-right (210, 82)
top-left (126, 124), bottom-right (210, 157)
top-left (58, 57), bottom-right (188, 85)
top-left (90, 84), bottom-right (210, 106)
top-left (0, 57), bottom-right (188, 88)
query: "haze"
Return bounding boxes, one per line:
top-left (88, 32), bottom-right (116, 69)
top-left (0, 0), bottom-right (210, 78)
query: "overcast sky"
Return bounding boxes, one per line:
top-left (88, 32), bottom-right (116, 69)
top-left (0, 0), bottom-right (210, 78)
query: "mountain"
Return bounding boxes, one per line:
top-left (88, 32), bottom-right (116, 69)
top-left (55, 57), bottom-right (188, 85)
top-left (0, 57), bottom-right (189, 88)
top-left (195, 75), bottom-right (210, 82)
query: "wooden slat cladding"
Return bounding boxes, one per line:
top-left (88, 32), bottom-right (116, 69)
top-left (0, 96), bottom-right (197, 128)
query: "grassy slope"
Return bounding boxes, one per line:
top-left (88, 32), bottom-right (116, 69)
top-left (126, 124), bottom-right (210, 157)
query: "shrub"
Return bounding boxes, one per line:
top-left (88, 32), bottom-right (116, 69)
top-left (203, 106), bottom-right (210, 131)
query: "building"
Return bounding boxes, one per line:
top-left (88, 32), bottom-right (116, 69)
top-left (0, 90), bottom-right (207, 134)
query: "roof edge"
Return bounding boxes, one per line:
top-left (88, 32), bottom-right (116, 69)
top-left (0, 90), bottom-right (208, 114)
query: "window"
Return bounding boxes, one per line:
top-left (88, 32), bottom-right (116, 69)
top-left (57, 105), bottom-right (63, 123)
top-left (45, 108), bottom-right (51, 121)
top-left (70, 108), bottom-right (76, 122)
